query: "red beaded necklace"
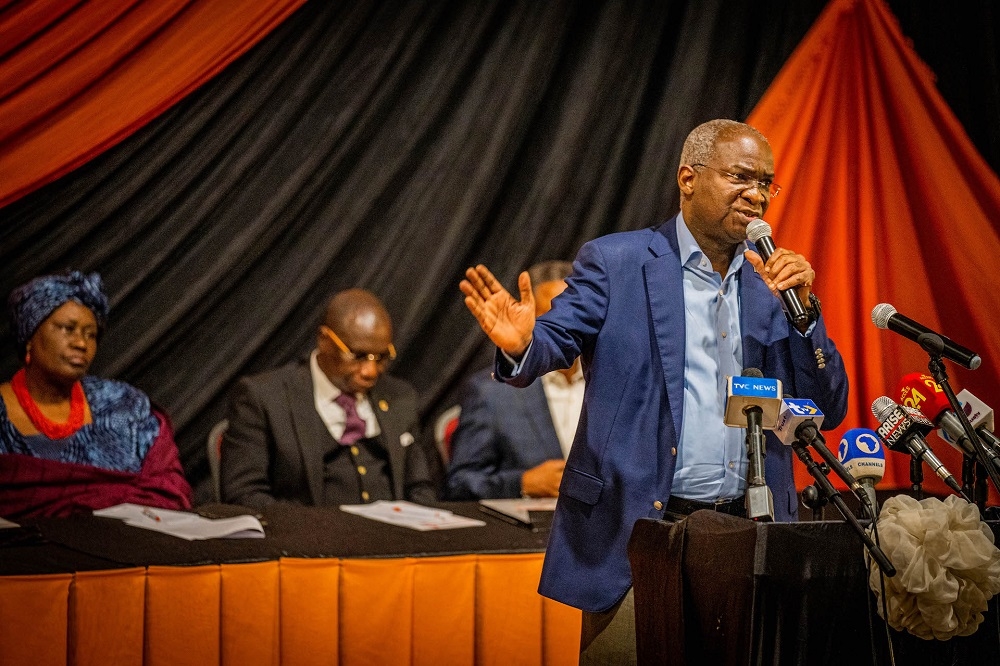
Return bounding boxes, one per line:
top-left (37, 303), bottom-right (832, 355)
top-left (11, 368), bottom-right (86, 440)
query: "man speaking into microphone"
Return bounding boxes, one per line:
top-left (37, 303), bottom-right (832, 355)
top-left (460, 119), bottom-right (849, 663)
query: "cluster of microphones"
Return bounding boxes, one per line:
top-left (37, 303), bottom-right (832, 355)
top-left (719, 220), bottom-right (996, 576)
top-left (723, 303), bottom-right (996, 521)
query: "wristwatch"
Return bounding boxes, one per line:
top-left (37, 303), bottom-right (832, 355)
top-left (806, 292), bottom-right (822, 320)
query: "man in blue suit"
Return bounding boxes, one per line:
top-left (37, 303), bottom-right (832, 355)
top-left (460, 119), bottom-right (849, 662)
top-left (447, 260), bottom-right (583, 500)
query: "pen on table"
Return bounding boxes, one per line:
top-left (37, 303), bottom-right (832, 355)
top-left (142, 508), bottom-right (161, 522)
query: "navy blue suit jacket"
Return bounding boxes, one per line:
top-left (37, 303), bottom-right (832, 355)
top-left (446, 369), bottom-right (564, 500)
top-left (496, 217), bottom-right (849, 612)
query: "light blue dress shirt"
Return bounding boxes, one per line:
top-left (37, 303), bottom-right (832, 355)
top-left (670, 212), bottom-right (747, 501)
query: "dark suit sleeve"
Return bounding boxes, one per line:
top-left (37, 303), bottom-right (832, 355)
top-left (784, 315), bottom-right (850, 429)
top-left (445, 378), bottom-right (524, 500)
top-left (404, 435), bottom-right (440, 504)
top-left (219, 377), bottom-right (282, 510)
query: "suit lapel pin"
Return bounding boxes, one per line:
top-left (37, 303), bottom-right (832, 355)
top-left (378, 399), bottom-right (389, 412)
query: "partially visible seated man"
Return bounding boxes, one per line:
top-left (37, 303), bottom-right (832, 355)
top-left (221, 288), bottom-right (437, 510)
top-left (0, 271), bottom-right (192, 519)
top-left (447, 261), bottom-right (583, 500)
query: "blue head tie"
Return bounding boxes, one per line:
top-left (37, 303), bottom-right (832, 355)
top-left (8, 271), bottom-right (110, 353)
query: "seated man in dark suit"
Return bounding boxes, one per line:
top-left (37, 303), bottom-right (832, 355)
top-left (221, 289), bottom-right (437, 509)
top-left (446, 261), bottom-right (583, 500)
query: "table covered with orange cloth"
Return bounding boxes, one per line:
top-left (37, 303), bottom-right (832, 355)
top-left (0, 502), bottom-right (581, 666)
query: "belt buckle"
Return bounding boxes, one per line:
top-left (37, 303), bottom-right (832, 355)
top-left (713, 498), bottom-right (733, 512)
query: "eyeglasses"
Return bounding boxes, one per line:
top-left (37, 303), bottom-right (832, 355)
top-left (321, 326), bottom-right (396, 366)
top-left (692, 164), bottom-right (781, 198)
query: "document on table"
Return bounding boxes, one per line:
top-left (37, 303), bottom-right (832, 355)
top-left (340, 500), bottom-right (486, 531)
top-left (94, 503), bottom-right (265, 540)
top-left (478, 497), bottom-right (557, 526)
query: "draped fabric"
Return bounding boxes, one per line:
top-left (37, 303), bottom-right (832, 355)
top-left (749, 0), bottom-right (1000, 495)
top-left (1, 0), bottom-right (998, 501)
top-left (0, 0), bottom-right (308, 208)
top-left (0, 556), bottom-right (582, 666)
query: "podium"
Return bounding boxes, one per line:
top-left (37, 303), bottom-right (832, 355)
top-left (627, 512), bottom-right (1000, 665)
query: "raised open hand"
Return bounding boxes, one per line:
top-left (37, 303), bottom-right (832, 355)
top-left (459, 264), bottom-right (536, 357)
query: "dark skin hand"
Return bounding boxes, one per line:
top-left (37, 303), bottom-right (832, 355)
top-left (459, 265), bottom-right (537, 357)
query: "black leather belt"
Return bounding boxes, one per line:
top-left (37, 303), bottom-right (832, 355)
top-left (665, 495), bottom-right (746, 518)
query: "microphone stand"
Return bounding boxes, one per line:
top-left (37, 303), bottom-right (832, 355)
top-left (744, 406), bottom-right (774, 521)
top-left (976, 461), bottom-right (989, 511)
top-left (910, 456), bottom-right (924, 500)
top-left (789, 439), bottom-right (896, 577)
top-left (800, 484), bottom-right (827, 521)
top-left (961, 456), bottom-right (977, 503)
top-left (795, 421), bottom-right (876, 520)
top-left (920, 333), bottom-right (1000, 510)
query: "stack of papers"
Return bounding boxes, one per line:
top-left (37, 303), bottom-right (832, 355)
top-left (340, 501), bottom-right (486, 531)
top-left (94, 503), bottom-right (265, 540)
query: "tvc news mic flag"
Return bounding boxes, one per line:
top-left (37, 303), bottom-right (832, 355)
top-left (723, 376), bottom-right (782, 428)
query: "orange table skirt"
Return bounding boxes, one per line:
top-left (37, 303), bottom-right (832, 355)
top-left (0, 553), bottom-right (581, 666)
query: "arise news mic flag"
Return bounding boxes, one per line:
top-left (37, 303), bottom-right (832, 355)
top-left (724, 369), bottom-right (781, 521)
top-left (872, 396), bottom-right (969, 500)
top-left (838, 428), bottom-right (885, 514)
top-left (871, 304), bottom-right (982, 370)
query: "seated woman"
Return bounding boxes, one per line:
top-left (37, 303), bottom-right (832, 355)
top-left (0, 271), bottom-right (192, 518)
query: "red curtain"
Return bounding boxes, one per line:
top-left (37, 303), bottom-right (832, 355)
top-left (0, 0), bottom-right (307, 209)
top-left (749, 0), bottom-right (1000, 496)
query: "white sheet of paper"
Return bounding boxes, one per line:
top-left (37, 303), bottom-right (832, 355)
top-left (340, 500), bottom-right (486, 531)
top-left (94, 503), bottom-right (264, 540)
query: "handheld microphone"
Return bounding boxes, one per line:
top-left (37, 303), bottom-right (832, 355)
top-left (837, 428), bottom-right (885, 516)
top-left (724, 368), bottom-right (781, 521)
top-left (746, 219), bottom-right (808, 327)
top-left (871, 396), bottom-right (969, 500)
top-left (871, 304), bottom-right (981, 370)
top-left (774, 397), bottom-right (873, 512)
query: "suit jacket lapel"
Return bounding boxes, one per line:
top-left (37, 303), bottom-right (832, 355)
top-left (285, 364), bottom-right (329, 505)
top-left (369, 383), bottom-right (407, 500)
top-left (645, 216), bottom-right (685, 443)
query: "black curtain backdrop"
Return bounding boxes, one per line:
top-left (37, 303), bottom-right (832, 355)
top-left (1, 0), bottom-right (997, 502)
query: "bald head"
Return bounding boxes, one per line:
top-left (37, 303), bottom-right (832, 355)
top-left (324, 288), bottom-right (393, 335)
top-left (317, 288), bottom-right (395, 394)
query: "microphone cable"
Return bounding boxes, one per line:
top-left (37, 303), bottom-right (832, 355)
top-left (862, 506), bottom-right (896, 666)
